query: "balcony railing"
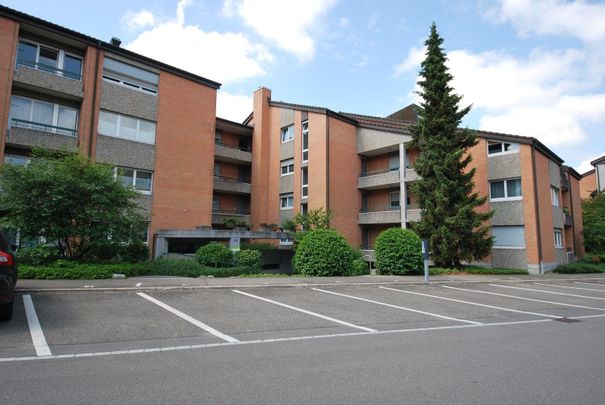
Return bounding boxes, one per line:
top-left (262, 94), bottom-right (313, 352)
top-left (560, 173), bottom-right (570, 192)
top-left (17, 58), bottom-right (81, 80)
top-left (359, 168), bottom-right (398, 177)
top-left (215, 140), bottom-right (251, 152)
top-left (563, 211), bottom-right (573, 227)
top-left (360, 205), bottom-right (400, 213)
top-left (212, 209), bottom-right (251, 216)
top-left (11, 118), bottom-right (77, 137)
top-left (213, 175), bottom-right (251, 184)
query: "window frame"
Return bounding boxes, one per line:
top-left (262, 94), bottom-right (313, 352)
top-left (489, 178), bottom-right (523, 201)
top-left (389, 191), bottom-right (401, 208)
top-left (102, 58), bottom-right (159, 95)
top-left (114, 167), bottom-right (153, 195)
top-left (16, 38), bottom-right (83, 80)
top-left (279, 237), bottom-right (294, 246)
top-left (551, 186), bottom-right (560, 207)
top-left (280, 193), bottom-right (294, 210)
top-left (4, 155), bottom-right (31, 166)
top-left (9, 95), bottom-right (79, 136)
top-left (280, 125), bottom-right (294, 143)
top-left (212, 195), bottom-right (220, 212)
top-left (492, 225), bottom-right (526, 249)
top-left (487, 140), bottom-right (520, 156)
top-left (301, 167), bottom-right (308, 198)
top-left (98, 110), bottom-right (156, 144)
top-left (302, 121), bottom-right (309, 162)
top-left (554, 228), bottom-right (563, 248)
top-left (280, 159), bottom-right (295, 176)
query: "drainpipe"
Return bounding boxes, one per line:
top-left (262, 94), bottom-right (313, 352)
top-left (531, 144), bottom-right (544, 274)
top-left (88, 43), bottom-right (100, 158)
top-left (399, 143), bottom-right (407, 229)
top-left (568, 172), bottom-right (577, 259)
top-left (325, 114), bottom-right (330, 226)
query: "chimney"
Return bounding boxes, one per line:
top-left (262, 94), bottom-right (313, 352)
top-left (110, 37), bottom-right (122, 47)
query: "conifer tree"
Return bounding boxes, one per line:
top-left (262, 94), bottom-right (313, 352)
top-left (410, 23), bottom-right (493, 268)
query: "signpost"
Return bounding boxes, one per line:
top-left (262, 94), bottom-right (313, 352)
top-left (229, 237), bottom-right (241, 253)
top-left (421, 239), bottom-right (429, 283)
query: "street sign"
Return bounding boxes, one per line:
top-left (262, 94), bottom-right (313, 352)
top-left (229, 237), bottom-right (241, 252)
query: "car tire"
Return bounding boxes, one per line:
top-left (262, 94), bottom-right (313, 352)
top-left (0, 300), bottom-right (13, 321)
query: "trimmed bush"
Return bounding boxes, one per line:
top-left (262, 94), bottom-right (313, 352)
top-left (16, 245), bottom-right (59, 266)
top-left (293, 229), bottom-right (353, 276)
top-left (374, 227), bottom-right (422, 275)
top-left (236, 249), bottom-right (263, 272)
top-left (351, 258), bottom-right (370, 276)
top-left (18, 261), bottom-right (152, 279)
top-left (148, 259), bottom-right (258, 277)
top-left (196, 243), bottom-right (233, 267)
top-left (240, 242), bottom-right (275, 251)
top-left (553, 262), bottom-right (604, 274)
top-left (120, 241), bottom-right (149, 263)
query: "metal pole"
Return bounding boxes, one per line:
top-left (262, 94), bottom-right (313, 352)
top-left (422, 239), bottom-right (429, 283)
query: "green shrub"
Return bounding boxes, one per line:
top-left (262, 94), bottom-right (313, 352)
top-left (374, 227), bottom-right (422, 275)
top-left (120, 241), bottom-right (149, 263)
top-left (80, 241), bottom-right (122, 262)
top-left (236, 249), bottom-right (263, 272)
top-left (148, 259), bottom-right (257, 277)
top-left (351, 258), bottom-right (370, 276)
top-left (240, 242), bottom-right (275, 251)
top-left (553, 262), bottom-right (605, 274)
top-left (16, 245), bottom-right (59, 265)
top-left (18, 262), bottom-right (151, 279)
top-left (196, 243), bottom-right (233, 267)
top-left (293, 229), bottom-right (353, 276)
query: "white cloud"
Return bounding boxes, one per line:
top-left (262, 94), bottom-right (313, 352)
top-left (122, 10), bottom-right (156, 32)
top-left (124, 0), bottom-right (272, 85)
top-left (217, 92), bottom-right (252, 122)
top-left (485, 0), bottom-right (605, 43)
top-left (576, 154), bottom-right (604, 175)
top-left (226, 0), bottom-right (339, 61)
top-left (394, 46), bottom-right (425, 76)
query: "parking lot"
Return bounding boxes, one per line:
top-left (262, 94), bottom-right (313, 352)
top-left (3, 275), bottom-right (605, 361)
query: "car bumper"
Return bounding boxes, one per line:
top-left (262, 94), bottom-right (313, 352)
top-left (0, 274), bottom-right (15, 303)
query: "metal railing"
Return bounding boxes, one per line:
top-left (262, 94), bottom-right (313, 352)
top-left (213, 175), bottom-right (251, 184)
top-left (359, 168), bottom-right (399, 177)
top-left (212, 209), bottom-right (251, 215)
top-left (215, 140), bottom-right (251, 152)
top-left (17, 58), bottom-right (81, 80)
top-left (11, 118), bottom-right (77, 137)
top-left (360, 204), bottom-right (420, 213)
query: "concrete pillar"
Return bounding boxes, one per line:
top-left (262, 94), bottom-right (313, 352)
top-left (399, 143), bottom-right (407, 228)
top-left (154, 236), bottom-right (168, 259)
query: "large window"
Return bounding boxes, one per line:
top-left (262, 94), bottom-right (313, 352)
top-left (281, 125), bottom-right (294, 143)
top-left (281, 159), bottom-right (294, 176)
top-left (551, 186), bottom-right (560, 207)
top-left (99, 111), bottom-right (156, 144)
top-left (16, 39), bottom-right (82, 80)
top-left (390, 191), bottom-right (400, 208)
top-left (115, 167), bottom-right (153, 194)
top-left (212, 196), bottom-right (220, 211)
top-left (103, 58), bottom-right (159, 94)
top-left (302, 168), bottom-right (308, 198)
top-left (9, 95), bottom-right (78, 136)
top-left (389, 152), bottom-right (400, 171)
top-left (4, 155), bottom-right (30, 166)
top-left (280, 194), bottom-right (294, 209)
top-left (554, 228), bottom-right (563, 248)
top-left (487, 141), bottom-right (519, 155)
top-left (492, 226), bottom-right (526, 248)
top-left (490, 178), bottom-right (522, 201)
top-left (302, 121), bottom-right (309, 162)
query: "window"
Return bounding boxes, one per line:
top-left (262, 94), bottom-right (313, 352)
top-left (16, 39), bottom-right (82, 80)
top-left (281, 159), bottom-right (294, 176)
top-left (390, 191), bottom-right (400, 208)
top-left (280, 237), bottom-right (294, 246)
top-left (388, 152), bottom-right (400, 171)
top-left (281, 125), bottom-right (294, 142)
top-left (554, 228), bottom-right (563, 248)
top-left (302, 168), bottom-right (308, 198)
top-left (214, 163), bottom-right (221, 177)
top-left (551, 186), bottom-right (560, 207)
top-left (212, 196), bottom-right (220, 211)
top-left (9, 95), bottom-right (78, 136)
top-left (137, 222), bottom-right (150, 244)
top-left (215, 130), bottom-right (222, 145)
top-left (98, 111), bottom-right (156, 144)
top-left (280, 194), bottom-right (294, 209)
top-left (115, 167), bottom-right (153, 194)
top-left (490, 178), bottom-right (522, 201)
top-left (487, 141), bottom-right (519, 155)
top-left (302, 121), bottom-right (309, 162)
top-left (4, 155), bottom-right (30, 166)
top-left (492, 226), bottom-right (526, 248)
top-left (103, 58), bottom-right (159, 94)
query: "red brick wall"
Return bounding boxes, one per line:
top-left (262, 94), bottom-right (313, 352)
top-left (78, 47), bottom-right (103, 157)
top-left (579, 171), bottom-right (596, 200)
top-left (0, 17), bottom-right (18, 163)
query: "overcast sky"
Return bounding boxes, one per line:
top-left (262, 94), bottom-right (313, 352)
top-left (6, 0), bottom-right (605, 173)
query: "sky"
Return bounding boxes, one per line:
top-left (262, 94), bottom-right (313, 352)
top-left (4, 0), bottom-right (605, 173)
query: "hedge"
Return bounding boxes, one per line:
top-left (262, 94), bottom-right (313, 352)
top-left (374, 227), bottom-right (422, 275)
top-left (236, 249), bottom-right (263, 272)
top-left (293, 229), bottom-right (353, 276)
top-left (196, 243), bottom-right (233, 267)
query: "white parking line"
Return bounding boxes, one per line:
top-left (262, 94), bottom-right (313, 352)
top-left (443, 286), bottom-right (605, 311)
top-left (575, 282), bottom-right (605, 289)
top-left (489, 284), bottom-right (605, 301)
top-left (379, 286), bottom-right (561, 319)
top-left (312, 288), bottom-right (482, 325)
top-left (533, 283), bottom-right (605, 293)
top-left (232, 289), bottom-right (377, 332)
top-left (137, 293), bottom-right (239, 343)
top-left (22, 295), bottom-right (52, 357)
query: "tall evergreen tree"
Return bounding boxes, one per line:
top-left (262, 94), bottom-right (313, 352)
top-left (410, 23), bottom-right (493, 268)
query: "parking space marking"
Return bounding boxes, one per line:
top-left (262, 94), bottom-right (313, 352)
top-left (489, 284), bottom-right (605, 301)
top-left (232, 289), bottom-right (377, 332)
top-left (533, 283), bottom-right (605, 293)
top-left (443, 286), bottom-right (605, 311)
top-left (136, 293), bottom-right (239, 343)
top-left (22, 295), bottom-right (52, 357)
top-left (379, 286), bottom-right (561, 319)
top-left (312, 288), bottom-right (482, 325)
top-left (575, 282), bottom-right (605, 289)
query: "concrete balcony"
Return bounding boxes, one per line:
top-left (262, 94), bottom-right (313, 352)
top-left (214, 141), bottom-right (252, 164)
top-left (358, 169), bottom-right (400, 190)
top-left (213, 175), bottom-right (251, 194)
top-left (563, 212), bottom-right (573, 227)
top-left (13, 62), bottom-right (83, 99)
top-left (407, 208), bottom-right (422, 223)
top-left (212, 210), bottom-right (250, 226)
top-left (358, 207), bottom-right (401, 224)
top-left (405, 167), bottom-right (421, 182)
top-left (7, 121), bottom-right (78, 150)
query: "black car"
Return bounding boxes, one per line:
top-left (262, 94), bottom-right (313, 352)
top-left (0, 231), bottom-right (17, 321)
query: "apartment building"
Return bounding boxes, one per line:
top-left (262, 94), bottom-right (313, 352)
top-left (246, 88), bottom-right (584, 273)
top-left (580, 155), bottom-right (605, 199)
top-left (0, 7), bottom-right (584, 272)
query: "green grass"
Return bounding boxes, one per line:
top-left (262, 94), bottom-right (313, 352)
top-left (414, 265), bottom-right (528, 276)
